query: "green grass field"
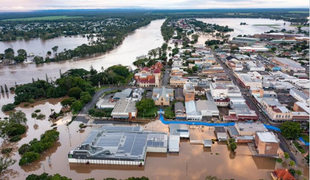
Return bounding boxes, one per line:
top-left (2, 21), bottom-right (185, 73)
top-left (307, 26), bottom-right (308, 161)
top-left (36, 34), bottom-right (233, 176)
top-left (288, 11), bottom-right (309, 14)
top-left (3, 15), bottom-right (83, 21)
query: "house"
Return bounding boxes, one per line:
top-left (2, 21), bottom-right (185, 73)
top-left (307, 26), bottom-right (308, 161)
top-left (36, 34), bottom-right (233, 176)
top-left (214, 127), bottom-right (228, 141)
top-left (175, 88), bottom-right (185, 101)
top-left (111, 98), bottom-right (137, 119)
top-left (271, 169), bottom-right (296, 180)
top-left (152, 87), bottom-right (174, 106)
top-left (175, 102), bottom-right (186, 119)
top-left (255, 132), bottom-right (279, 156)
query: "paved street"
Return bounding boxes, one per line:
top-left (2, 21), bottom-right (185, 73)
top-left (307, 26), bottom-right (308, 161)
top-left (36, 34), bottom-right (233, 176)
top-left (212, 51), bottom-right (298, 164)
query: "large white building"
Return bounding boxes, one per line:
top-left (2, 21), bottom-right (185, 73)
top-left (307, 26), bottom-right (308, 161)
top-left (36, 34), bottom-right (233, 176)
top-left (290, 88), bottom-right (309, 104)
top-left (210, 83), bottom-right (228, 98)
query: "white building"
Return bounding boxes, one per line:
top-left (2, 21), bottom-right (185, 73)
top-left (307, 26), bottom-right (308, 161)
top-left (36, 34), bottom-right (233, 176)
top-left (185, 100), bottom-right (202, 120)
top-left (290, 88), bottom-right (310, 104)
top-left (210, 83), bottom-right (228, 98)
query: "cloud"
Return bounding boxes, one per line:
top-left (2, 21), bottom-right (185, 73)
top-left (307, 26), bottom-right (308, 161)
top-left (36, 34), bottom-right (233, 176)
top-left (0, 0), bottom-right (308, 12)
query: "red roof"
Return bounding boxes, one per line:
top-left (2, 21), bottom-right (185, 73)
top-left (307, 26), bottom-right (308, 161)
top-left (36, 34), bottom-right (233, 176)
top-left (273, 169), bottom-right (296, 180)
top-left (142, 67), bottom-right (150, 72)
top-left (139, 79), bottom-right (155, 83)
top-left (153, 68), bottom-right (161, 73)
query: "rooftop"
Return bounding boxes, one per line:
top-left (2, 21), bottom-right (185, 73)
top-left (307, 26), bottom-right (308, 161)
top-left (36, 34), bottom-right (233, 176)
top-left (112, 98), bottom-right (136, 114)
top-left (256, 132), bottom-right (279, 143)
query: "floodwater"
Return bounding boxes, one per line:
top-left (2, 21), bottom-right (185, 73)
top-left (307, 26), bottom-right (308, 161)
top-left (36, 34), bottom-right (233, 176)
top-left (197, 18), bottom-right (299, 41)
top-left (0, 94), bottom-right (309, 180)
top-left (0, 35), bottom-right (89, 56)
top-left (0, 19), bottom-right (165, 88)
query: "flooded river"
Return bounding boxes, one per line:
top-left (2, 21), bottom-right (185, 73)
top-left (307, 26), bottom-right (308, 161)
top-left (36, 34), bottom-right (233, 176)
top-left (0, 35), bottom-right (89, 56)
top-left (0, 18), bottom-right (309, 180)
top-left (0, 19), bottom-right (165, 87)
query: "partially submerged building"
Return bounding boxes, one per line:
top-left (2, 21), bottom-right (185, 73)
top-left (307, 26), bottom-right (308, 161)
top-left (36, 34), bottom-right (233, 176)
top-left (68, 125), bottom-right (168, 165)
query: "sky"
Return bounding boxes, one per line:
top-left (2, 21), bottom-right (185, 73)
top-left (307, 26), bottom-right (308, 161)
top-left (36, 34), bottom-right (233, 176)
top-left (1, 0), bottom-right (309, 12)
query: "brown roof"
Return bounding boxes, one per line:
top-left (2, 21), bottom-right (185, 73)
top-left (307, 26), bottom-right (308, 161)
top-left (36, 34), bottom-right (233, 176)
top-left (273, 169), bottom-right (296, 180)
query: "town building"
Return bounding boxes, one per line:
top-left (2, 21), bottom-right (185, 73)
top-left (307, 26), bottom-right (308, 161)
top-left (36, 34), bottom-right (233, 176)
top-left (111, 98), bottom-right (137, 119)
top-left (271, 169), bottom-right (296, 180)
top-left (254, 132), bottom-right (279, 156)
top-left (134, 66), bottom-right (161, 87)
top-left (236, 72), bottom-right (262, 88)
top-left (68, 125), bottom-right (168, 165)
top-left (261, 98), bottom-right (292, 121)
top-left (174, 102), bottom-right (186, 119)
top-left (185, 100), bottom-right (202, 120)
top-left (169, 124), bottom-right (189, 138)
top-left (175, 88), bottom-right (185, 101)
top-left (96, 99), bottom-right (117, 109)
top-left (214, 127), bottom-right (228, 141)
top-left (152, 87), bottom-right (174, 106)
top-left (290, 88), bottom-right (309, 104)
top-left (170, 76), bottom-right (188, 87)
top-left (183, 82), bottom-right (195, 102)
top-left (272, 57), bottom-right (305, 72)
top-left (113, 88), bottom-right (132, 100)
top-left (195, 100), bottom-right (219, 117)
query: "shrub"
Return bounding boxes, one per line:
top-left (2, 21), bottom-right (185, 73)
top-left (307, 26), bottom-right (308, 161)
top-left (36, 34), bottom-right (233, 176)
top-left (36, 114), bottom-right (46, 120)
top-left (9, 135), bottom-right (21, 142)
top-left (29, 99), bottom-right (35, 103)
top-left (24, 103), bottom-right (29, 107)
top-left (276, 158), bottom-right (283, 163)
top-left (7, 124), bottom-right (26, 136)
top-left (19, 144), bottom-right (30, 155)
top-left (1, 103), bottom-right (15, 111)
top-left (1, 148), bottom-right (13, 154)
top-left (31, 113), bottom-right (37, 118)
top-left (19, 152), bottom-right (40, 165)
top-left (34, 109), bottom-right (41, 113)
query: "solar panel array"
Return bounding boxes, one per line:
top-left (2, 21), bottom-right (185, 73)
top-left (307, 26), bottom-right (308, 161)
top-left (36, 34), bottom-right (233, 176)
top-left (96, 133), bottom-right (122, 147)
top-left (100, 126), bottom-right (141, 132)
top-left (82, 131), bottom-right (98, 145)
top-left (131, 134), bottom-right (147, 156)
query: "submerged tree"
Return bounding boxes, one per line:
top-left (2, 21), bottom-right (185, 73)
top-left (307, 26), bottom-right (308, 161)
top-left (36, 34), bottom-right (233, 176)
top-left (0, 155), bottom-right (16, 175)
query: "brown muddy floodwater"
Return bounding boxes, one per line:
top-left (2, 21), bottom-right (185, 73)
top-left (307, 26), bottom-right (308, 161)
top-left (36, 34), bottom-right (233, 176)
top-left (1, 93), bottom-right (308, 180)
top-left (0, 19), bottom-right (165, 88)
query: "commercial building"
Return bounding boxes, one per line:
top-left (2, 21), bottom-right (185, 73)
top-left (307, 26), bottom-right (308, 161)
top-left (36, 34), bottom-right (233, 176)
top-left (111, 98), bottom-right (137, 119)
top-left (68, 125), bottom-right (168, 165)
top-left (113, 88), bottom-right (132, 100)
top-left (174, 102), bottom-right (186, 119)
top-left (183, 82), bottom-right (195, 102)
top-left (96, 99), bottom-right (117, 109)
top-left (185, 100), bottom-right (202, 120)
top-left (271, 169), bottom-right (296, 180)
top-left (169, 124), bottom-right (189, 138)
top-left (170, 76), bottom-right (188, 87)
top-left (238, 46), bottom-right (268, 52)
top-left (290, 88), bottom-right (309, 104)
top-left (214, 127), bottom-right (228, 141)
top-left (272, 57), bottom-right (305, 72)
top-left (175, 88), bottom-right (185, 101)
top-left (236, 72), bottom-right (262, 88)
top-left (196, 100), bottom-right (219, 117)
top-left (261, 98), bottom-right (292, 121)
top-left (254, 132), bottom-right (279, 157)
top-left (210, 83), bottom-right (228, 98)
top-left (234, 123), bottom-right (267, 136)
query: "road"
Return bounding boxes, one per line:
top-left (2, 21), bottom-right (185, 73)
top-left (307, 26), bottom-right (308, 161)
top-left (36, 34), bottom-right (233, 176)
top-left (74, 87), bottom-right (120, 122)
top-left (212, 51), bottom-right (298, 164)
top-left (162, 64), bottom-right (170, 86)
top-left (213, 51), bottom-right (280, 126)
